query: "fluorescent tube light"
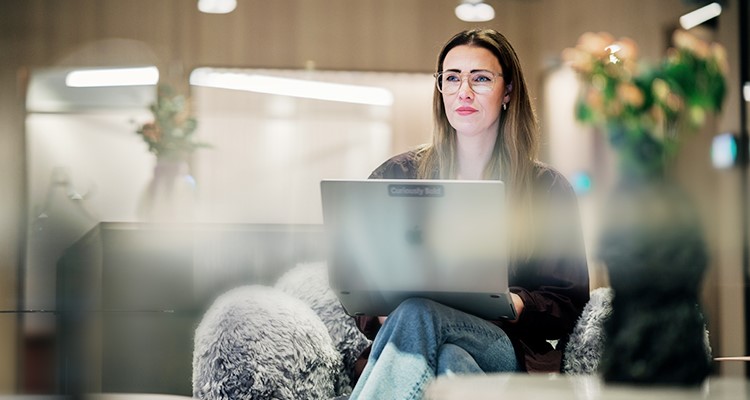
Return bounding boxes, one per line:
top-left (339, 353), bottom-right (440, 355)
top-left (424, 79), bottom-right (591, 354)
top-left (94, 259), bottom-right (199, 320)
top-left (744, 82), bottom-right (750, 102)
top-left (679, 2), bottom-right (722, 30)
top-left (198, 0), bottom-right (237, 14)
top-left (65, 66), bottom-right (159, 88)
top-left (189, 68), bottom-right (394, 106)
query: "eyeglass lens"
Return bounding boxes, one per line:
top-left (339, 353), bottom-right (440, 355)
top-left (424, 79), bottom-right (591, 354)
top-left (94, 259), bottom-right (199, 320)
top-left (437, 71), bottom-right (498, 94)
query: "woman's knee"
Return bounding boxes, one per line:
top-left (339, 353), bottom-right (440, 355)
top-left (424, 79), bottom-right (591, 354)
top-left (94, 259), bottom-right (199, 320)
top-left (384, 298), bottom-right (442, 330)
top-left (392, 297), bottom-right (440, 318)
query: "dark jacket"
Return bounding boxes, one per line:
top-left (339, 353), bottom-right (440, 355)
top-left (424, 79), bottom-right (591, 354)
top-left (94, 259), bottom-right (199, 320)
top-left (352, 150), bottom-right (590, 381)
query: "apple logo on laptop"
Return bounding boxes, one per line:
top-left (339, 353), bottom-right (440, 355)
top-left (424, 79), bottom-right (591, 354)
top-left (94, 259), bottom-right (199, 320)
top-left (406, 226), bottom-right (423, 246)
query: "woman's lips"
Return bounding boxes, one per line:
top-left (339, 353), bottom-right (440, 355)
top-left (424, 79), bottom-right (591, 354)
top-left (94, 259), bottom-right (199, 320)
top-left (456, 106), bottom-right (478, 116)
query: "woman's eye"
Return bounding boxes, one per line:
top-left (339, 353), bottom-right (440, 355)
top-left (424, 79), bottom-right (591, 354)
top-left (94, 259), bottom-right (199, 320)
top-left (473, 75), bottom-right (492, 83)
top-left (445, 74), bottom-right (460, 82)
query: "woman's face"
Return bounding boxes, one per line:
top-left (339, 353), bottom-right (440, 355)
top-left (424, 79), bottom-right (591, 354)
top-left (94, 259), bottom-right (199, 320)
top-left (441, 45), bottom-right (509, 139)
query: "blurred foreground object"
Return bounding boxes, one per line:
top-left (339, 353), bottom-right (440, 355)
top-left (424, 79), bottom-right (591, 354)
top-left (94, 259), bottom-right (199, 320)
top-left (597, 180), bottom-right (712, 385)
top-left (563, 30), bottom-right (727, 385)
top-left (424, 373), bottom-right (750, 399)
top-left (563, 29), bottom-right (727, 178)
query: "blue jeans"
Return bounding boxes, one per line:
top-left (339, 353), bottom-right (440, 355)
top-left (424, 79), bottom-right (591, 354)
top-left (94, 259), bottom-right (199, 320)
top-left (350, 298), bottom-right (520, 400)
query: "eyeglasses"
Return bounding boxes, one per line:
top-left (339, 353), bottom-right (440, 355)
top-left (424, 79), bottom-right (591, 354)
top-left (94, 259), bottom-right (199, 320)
top-left (434, 70), bottom-right (504, 94)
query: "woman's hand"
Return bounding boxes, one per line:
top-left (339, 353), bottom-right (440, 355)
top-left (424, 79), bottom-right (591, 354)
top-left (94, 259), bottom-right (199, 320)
top-left (510, 292), bottom-right (525, 323)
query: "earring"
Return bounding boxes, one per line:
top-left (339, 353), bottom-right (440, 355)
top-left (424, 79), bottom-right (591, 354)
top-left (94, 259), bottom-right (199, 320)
top-left (502, 103), bottom-right (507, 111)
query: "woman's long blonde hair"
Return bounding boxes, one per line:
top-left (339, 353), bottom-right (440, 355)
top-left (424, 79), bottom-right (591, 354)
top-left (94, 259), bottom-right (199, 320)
top-left (417, 29), bottom-right (540, 259)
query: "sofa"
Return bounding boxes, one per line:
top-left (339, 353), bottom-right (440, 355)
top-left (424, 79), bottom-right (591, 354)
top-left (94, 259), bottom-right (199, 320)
top-left (192, 261), bottom-right (620, 400)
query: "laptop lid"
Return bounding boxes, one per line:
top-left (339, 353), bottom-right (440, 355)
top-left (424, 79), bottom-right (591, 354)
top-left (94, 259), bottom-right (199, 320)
top-left (321, 179), bottom-right (516, 320)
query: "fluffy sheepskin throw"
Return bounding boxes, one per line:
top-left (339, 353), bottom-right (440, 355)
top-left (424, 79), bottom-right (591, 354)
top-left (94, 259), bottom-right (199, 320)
top-left (275, 262), bottom-right (371, 385)
top-left (563, 287), bottom-right (712, 375)
top-left (192, 285), bottom-right (344, 400)
top-left (563, 287), bottom-right (613, 374)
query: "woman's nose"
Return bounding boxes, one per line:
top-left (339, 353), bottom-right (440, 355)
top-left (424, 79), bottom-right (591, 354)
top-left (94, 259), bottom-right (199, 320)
top-left (457, 78), bottom-right (474, 100)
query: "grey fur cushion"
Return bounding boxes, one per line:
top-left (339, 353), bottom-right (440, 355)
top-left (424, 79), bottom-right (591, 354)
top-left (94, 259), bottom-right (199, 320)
top-left (275, 262), bottom-right (371, 383)
top-left (563, 287), bottom-right (613, 374)
top-left (192, 285), bottom-right (344, 400)
top-left (563, 287), bottom-right (712, 375)
top-left (563, 288), bottom-right (711, 375)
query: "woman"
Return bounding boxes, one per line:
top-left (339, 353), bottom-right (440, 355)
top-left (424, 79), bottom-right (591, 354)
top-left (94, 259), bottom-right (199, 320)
top-left (349, 29), bottom-right (590, 399)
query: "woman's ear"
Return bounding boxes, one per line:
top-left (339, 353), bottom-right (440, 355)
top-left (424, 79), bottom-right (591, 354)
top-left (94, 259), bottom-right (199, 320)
top-left (504, 81), bottom-right (513, 104)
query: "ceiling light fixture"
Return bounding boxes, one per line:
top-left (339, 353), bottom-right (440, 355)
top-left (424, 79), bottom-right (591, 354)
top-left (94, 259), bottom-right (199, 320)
top-left (198, 0), bottom-right (237, 14)
top-left (65, 66), bottom-right (159, 88)
top-left (189, 68), bottom-right (395, 106)
top-left (455, 0), bottom-right (495, 22)
top-left (679, 2), bottom-right (722, 30)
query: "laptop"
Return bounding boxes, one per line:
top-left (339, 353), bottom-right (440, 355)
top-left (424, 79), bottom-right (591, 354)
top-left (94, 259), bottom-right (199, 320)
top-left (320, 179), bottom-right (517, 320)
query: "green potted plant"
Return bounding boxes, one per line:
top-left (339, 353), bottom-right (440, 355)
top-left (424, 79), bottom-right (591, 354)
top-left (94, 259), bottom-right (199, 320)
top-left (563, 30), bottom-right (727, 179)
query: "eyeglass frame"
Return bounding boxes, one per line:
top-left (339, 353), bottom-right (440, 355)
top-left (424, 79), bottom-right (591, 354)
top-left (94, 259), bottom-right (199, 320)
top-left (433, 69), bottom-right (505, 94)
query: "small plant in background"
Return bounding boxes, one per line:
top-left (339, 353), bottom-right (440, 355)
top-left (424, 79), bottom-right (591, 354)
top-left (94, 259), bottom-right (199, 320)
top-left (136, 85), bottom-right (209, 159)
top-left (562, 30), bottom-right (727, 177)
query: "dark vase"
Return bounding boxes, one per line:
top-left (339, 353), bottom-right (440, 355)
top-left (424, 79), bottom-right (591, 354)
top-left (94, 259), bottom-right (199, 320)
top-left (597, 175), bottom-right (712, 385)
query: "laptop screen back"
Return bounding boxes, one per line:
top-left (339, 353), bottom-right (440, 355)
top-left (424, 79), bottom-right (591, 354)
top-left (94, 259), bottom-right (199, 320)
top-left (321, 180), bottom-right (508, 294)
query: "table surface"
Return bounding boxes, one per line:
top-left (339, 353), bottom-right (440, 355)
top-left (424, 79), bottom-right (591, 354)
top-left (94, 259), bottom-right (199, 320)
top-left (423, 374), bottom-right (750, 400)
top-left (0, 394), bottom-right (195, 400)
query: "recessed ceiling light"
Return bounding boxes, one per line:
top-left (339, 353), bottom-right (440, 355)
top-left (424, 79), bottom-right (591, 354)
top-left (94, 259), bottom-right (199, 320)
top-left (455, 1), bottom-right (495, 22)
top-left (198, 0), bottom-right (237, 14)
